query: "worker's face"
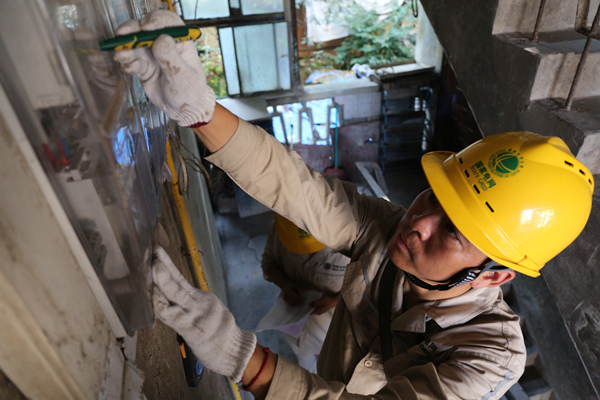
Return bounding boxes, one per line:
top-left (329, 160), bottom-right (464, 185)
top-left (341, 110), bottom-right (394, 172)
top-left (387, 188), bottom-right (487, 283)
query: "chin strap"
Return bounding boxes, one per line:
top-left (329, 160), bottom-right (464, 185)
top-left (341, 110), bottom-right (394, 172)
top-left (404, 260), bottom-right (508, 291)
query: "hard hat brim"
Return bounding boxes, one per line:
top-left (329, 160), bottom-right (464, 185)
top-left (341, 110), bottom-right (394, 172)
top-left (274, 214), bottom-right (326, 254)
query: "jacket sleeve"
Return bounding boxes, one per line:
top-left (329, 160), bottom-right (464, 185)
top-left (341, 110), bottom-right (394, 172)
top-left (206, 118), bottom-right (366, 254)
top-left (265, 356), bottom-right (432, 400)
top-left (266, 354), bottom-right (522, 400)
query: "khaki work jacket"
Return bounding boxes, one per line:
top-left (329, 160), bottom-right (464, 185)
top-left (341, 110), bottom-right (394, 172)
top-left (207, 119), bottom-right (526, 400)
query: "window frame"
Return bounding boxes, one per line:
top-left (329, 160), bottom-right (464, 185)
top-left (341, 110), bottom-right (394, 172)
top-left (180, 0), bottom-right (301, 98)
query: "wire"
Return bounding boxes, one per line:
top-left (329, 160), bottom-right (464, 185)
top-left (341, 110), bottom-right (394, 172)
top-left (165, 138), bottom-right (209, 291)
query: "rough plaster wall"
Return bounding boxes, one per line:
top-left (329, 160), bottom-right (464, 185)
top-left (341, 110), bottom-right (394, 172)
top-left (421, 0), bottom-right (537, 136)
top-left (338, 121), bottom-right (379, 182)
top-left (286, 121), bottom-right (379, 186)
top-left (519, 98), bottom-right (600, 197)
top-left (578, 132), bottom-right (600, 177)
top-left (421, 0), bottom-right (600, 139)
top-left (0, 91), bottom-right (115, 399)
top-left (492, 0), bottom-right (600, 34)
top-left (415, 2), bottom-right (444, 73)
top-left (510, 272), bottom-right (599, 399)
top-left (294, 144), bottom-right (335, 172)
top-left (519, 34), bottom-right (600, 101)
top-left (542, 204), bottom-right (600, 395)
top-left (335, 91), bottom-right (381, 122)
top-left (520, 99), bottom-right (588, 151)
top-left (530, 49), bottom-right (582, 101)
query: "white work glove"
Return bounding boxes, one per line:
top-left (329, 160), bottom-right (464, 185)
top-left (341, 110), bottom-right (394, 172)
top-left (113, 10), bottom-right (215, 127)
top-left (152, 246), bottom-right (256, 382)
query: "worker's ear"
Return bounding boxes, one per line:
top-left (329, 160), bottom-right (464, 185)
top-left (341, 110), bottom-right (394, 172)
top-left (470, 270), bottom-right (516, 289)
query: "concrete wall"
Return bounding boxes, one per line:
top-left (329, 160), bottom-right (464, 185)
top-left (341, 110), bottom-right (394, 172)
top-left (415, 2), bottom-right (444, 73)
top-left (420, 0), bottom-right (535, 135)
top-left (493, 0), bottom-right (600, 35)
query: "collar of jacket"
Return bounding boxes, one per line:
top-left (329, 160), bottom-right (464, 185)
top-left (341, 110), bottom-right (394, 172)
top-left (391, 279), bottom-right (503, 332)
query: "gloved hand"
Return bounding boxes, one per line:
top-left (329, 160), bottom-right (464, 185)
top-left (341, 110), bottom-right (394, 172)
top-left (113, 10), bottom-right (215, 127)
top-left (152, 246), bottom-right (256, 382)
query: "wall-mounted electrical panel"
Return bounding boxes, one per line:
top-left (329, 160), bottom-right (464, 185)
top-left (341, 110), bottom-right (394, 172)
top-left (0, 0), bottom-right (166, 335)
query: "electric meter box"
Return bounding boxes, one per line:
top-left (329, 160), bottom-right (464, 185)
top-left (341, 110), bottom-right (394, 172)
top-left (0, 0), bottom-right (166, 335)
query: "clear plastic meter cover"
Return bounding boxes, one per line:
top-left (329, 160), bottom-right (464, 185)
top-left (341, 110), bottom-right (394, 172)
top-left (0, 0), bottom-right (166, 334)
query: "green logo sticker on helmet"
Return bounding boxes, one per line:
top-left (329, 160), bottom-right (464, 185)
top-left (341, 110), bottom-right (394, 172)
top-left (470, 161), bottom-right (497, 191)
top-left (470, 149), bottom-right (524, 191)
top-left (488, 149), bottom-right (524, 178)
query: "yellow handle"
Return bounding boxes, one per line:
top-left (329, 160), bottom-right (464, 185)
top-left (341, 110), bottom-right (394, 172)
top-left (165, 138), bottom-right (209, 291)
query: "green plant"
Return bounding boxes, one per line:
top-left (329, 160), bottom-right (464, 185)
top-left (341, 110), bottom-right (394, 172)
top-left (303, 0), bottom-right (417, 70)
top-left (197, 44), bottom-right (228, 98)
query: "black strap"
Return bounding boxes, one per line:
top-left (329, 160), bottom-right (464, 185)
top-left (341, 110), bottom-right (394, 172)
top-left (404, 260), bottom-right (508, 292)
top-left (378, 259), bottom-right (398, 363)
top-left (404, 268), bottom-right (479, 291)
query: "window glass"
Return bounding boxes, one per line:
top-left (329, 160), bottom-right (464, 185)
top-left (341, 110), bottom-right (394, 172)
top-left (269, 99), bottom-right (333, 145)
top-left (234, 24), bottom-right (280, 94)
top-left (180, 0), bottom-right (229, 20)
top-left (181, 0), bottom-right (290, 96)
top-left (274, 22), bottom-right (290, 90)
top-left (240, 0), bottom-right (283, 15)
top-left (219, 27), bottom-right (240, 95)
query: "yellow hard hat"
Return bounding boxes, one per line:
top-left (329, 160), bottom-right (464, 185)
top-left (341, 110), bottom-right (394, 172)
top-left (274, 214), bottom-right (326, 254)
top-left (422, 131), bottom-right (594, 277)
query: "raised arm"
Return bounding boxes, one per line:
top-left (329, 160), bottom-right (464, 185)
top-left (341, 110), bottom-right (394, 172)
top-left (112, 9), bottom-right (369, 252)
top-left (112, 10), bottom-right (237, 153)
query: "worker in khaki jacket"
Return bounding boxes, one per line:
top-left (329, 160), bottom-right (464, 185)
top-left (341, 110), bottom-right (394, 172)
top-left (115, 10), bottom-right (595, 400)
top-left (262, 213), bottom-right (349, 372)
